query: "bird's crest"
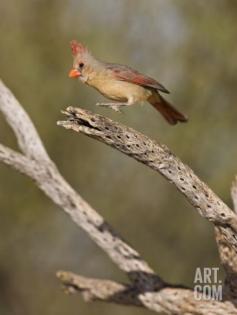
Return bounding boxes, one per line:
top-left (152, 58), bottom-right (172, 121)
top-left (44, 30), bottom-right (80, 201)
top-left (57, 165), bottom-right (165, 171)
top-left (70, 40), bottom-right (88, 56)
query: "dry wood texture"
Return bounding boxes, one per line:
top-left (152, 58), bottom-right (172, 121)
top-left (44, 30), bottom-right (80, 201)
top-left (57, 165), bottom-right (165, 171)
top-left (1, 80), bottom-right (237, 314)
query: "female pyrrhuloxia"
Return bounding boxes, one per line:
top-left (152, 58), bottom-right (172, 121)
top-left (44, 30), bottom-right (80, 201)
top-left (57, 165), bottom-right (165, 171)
top-left (68, 40), bottom-right (187, 125)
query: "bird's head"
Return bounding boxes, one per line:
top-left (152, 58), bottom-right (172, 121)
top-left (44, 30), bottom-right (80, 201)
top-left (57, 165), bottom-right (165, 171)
top-left (68, 40), bottom-right (94, 81)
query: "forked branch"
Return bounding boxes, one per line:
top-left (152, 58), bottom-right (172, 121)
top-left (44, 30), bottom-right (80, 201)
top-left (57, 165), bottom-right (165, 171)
top-left (0, 80), bottom-right (237, 314)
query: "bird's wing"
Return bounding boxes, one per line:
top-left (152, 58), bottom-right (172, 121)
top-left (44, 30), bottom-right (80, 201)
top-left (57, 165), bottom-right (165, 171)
top-left (106, 63), bottom-right (170, 94)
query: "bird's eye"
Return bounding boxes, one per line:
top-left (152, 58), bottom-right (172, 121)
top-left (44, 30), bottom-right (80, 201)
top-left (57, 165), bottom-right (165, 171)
top-left (79, 63), bottom-right (84, 68)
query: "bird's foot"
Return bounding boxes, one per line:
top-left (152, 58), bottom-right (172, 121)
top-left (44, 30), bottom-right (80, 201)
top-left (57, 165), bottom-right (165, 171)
top-left (96, 102), bottom-right (127, 113)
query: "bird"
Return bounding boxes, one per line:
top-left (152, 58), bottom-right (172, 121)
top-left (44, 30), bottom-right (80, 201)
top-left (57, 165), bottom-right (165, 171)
top-left (68, 40), bottom-right (187, 125)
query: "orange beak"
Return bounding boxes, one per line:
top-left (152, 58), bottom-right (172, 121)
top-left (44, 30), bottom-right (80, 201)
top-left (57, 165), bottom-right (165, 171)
top-left (68, 68), bottom-right (81, 78)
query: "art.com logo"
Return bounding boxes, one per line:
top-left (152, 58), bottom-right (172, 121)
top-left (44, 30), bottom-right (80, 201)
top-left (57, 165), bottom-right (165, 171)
top-left (194, 267), bottom-right (223, 301)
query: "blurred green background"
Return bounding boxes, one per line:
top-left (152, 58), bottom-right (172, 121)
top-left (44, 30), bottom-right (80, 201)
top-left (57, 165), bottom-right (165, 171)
top-left (1, 0), bottom-right (237, 314)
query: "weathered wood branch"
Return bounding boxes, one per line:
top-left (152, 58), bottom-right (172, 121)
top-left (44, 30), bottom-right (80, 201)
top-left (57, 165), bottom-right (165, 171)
top-left (58, 106), bottom-right (237, 302)
top-left (231, 177), bottom-right (237, 214)
top-left (0, 80), bottom-right (157, 288)
top-left (57, 271), bottom-right (143, 306)
top-left (0, 81), bottom-right (50, 162)
top-left (58, 107), bottom-right (237, 232)
top-left (57, 271), bottom-right (237, 315)
top-left (58, 108), bottom-right (237, 237)
top-left (1, 80), bottom-right (237, 314)
top-left (216, 177), bottom-right (237, 300)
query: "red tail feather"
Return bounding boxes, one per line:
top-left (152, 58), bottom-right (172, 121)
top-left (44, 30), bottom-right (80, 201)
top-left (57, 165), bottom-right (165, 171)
top-left (148, 94), bottom-right (187, 125)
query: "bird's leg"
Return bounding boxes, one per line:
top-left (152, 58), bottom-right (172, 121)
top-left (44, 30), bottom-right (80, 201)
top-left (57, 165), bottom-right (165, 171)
top-left (96, 99), bottom-right (134, 112)
top-left (96, 102), bottom-right (126, 112)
